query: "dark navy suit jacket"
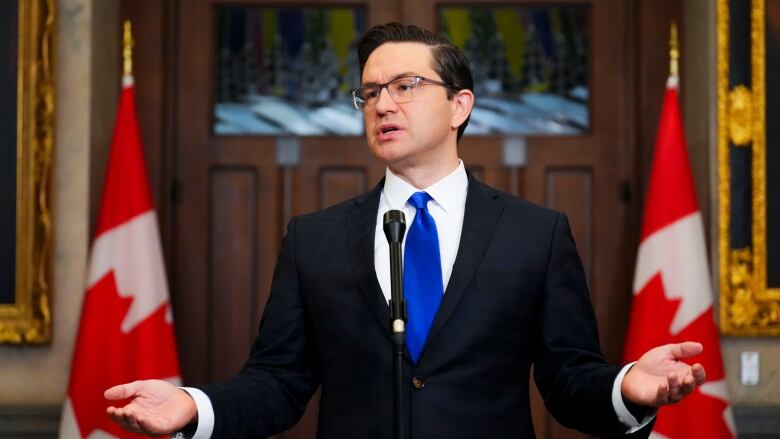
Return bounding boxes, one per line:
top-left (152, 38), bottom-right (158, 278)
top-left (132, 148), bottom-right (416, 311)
top-left (199, 174), bottom-right (651, 438)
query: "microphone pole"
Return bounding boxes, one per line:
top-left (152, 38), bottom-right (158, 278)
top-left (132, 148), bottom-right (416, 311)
top-left (383, 210), bottom-right (406, 439)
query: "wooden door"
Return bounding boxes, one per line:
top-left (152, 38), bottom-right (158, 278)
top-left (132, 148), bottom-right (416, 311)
top-left (165, 1), bottom-right (639, 438)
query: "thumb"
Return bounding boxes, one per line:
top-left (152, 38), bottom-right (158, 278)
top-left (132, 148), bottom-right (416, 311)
top-left (104, 380), bottom-right (144, 401)
top-left (667, 341), bottom-right (703, 359)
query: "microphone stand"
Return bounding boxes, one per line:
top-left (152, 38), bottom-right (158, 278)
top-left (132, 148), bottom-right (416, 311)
top-left (383, 210), bottom-right (406, 439)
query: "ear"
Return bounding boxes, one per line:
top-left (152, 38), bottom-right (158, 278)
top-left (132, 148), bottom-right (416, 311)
top-left (450, 89), bottom-right (474, 130)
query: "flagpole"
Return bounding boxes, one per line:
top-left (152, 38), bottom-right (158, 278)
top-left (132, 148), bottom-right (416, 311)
top-left (123, 20), bottom-right (134, 83)
top-left (669, 22), bottom-right (679, 81)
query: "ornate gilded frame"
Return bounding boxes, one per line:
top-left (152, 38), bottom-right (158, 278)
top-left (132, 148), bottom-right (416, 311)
top-left (718, 0), bottom-right (780, 335)
top-left (0, 0), bottom-right (56, 344)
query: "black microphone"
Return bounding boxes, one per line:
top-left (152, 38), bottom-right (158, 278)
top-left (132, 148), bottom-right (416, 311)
top-left (383, 210), bottom-right (406, 326)
top-left (383, 210), bottom-right (406, 439)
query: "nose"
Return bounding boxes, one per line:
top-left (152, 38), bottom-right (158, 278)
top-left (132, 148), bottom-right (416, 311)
top-left (374, 86), bottom-right (398, 114)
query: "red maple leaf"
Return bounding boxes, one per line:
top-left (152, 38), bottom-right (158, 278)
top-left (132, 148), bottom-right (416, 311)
top-left (68, 272), bottom-right (180, 438)
top-left (624, 273), bottom-right (733, 438)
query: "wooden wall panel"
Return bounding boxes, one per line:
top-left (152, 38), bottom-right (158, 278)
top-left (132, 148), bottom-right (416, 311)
top-left (459, 140), bottom-right (512, 193)
top-left (541, 166), bottom-right (594, 439)
top-left (291, 141), bottom-right (386, 218)
top-left (209, 168), bottom-right (258, 379)
top-left (544, 167), bottom-right (594, 291)
top-left (318, 166), bottom-right (367, 210)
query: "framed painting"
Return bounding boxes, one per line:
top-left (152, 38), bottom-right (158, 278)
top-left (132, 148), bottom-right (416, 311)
top-left (0, 0), bottom-right (55, 344)
top-left (718, 0), bottom-right (780, 335)
top-left (437, 5), bottom-right (590, 135)
top-left (213, 6), bottom-right (366, 135)
top-left (211, 4), bottom-right (590, 137)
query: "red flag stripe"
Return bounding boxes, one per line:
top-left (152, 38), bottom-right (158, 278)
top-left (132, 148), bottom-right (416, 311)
top-left (94, 85), bottom-right (154, 237)
top-left (639, 85), bottom-right (699, 240)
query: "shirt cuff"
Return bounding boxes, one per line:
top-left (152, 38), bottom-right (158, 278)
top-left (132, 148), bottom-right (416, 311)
top-left (178, 387), bottom-right (215, 439)
top-left (612, 362), bottom-right (656, 434)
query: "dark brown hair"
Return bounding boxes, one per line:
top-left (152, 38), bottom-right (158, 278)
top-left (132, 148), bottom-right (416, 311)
top-left (357, 22), bottom-right (473, 140)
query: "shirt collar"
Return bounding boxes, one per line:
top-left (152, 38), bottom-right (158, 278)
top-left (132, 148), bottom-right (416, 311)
top-left (383, 160), bottom-right (468, 213)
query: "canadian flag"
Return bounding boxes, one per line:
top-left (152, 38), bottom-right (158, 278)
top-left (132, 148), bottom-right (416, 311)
top-left (59, 76), bottom-right (181, 438)
top-left (622, 75), bottom-right (735, 438)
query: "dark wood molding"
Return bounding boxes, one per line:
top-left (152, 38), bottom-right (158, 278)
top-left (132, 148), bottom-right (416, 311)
top-left (735, 406), bottom-right (780, 438)
top-left (0, 405), bottom-right (60, 438)
top-left (0, 404), bottom-right (778, 438)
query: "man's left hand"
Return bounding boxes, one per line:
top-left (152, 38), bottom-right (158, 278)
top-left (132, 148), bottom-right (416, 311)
top-left (621, 341), bottom-right (707, 407)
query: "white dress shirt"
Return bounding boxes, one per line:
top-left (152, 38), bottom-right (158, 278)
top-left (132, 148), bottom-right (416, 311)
top-left (374, 161), bottom-right (468, 302)
top-left (180, 160), bottom-right (652, 438)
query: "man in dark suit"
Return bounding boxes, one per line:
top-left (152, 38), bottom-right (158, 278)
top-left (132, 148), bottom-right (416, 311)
top-left (105, 23), bottom-right (706, 438)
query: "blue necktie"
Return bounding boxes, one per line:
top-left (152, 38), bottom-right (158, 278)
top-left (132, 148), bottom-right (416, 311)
top-left (404, 191), bottom-right (444, 362)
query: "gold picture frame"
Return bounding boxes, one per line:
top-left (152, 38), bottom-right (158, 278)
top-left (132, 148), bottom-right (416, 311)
top-left (718, 0), bottom-right (780, 335)
top-left (0, 0), bottom-right (55, 344)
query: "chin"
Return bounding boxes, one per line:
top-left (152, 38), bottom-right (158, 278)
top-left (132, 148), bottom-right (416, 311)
top-left (371, 146), bottom-right (409, 165)
top-left (369, 142), bottom-right (410, 165)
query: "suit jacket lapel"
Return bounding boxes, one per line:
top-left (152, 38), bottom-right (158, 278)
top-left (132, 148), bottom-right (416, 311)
top-left (426, 174), bottom-right (504, 346)
top-left (346, 180), bottom-right (391, 336)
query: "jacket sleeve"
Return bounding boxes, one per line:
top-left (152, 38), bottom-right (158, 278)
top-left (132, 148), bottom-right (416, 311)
top-left (198, 218), bottom-right (320, 438)
top-left (533, 212), bottom-right (649, 438)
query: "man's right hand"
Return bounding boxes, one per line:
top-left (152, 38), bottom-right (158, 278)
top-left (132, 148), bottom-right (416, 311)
top-left (105, 379), bottom-right (197, 436)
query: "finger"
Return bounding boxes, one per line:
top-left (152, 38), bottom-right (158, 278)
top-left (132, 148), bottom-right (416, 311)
top-left (121, 412), bottom-right (142, 434)
top-left (113, 405), bottom-right (154, 435)
top-left (656, 382), bottom-right (670, 406)
top-left (106, 406), bottom-right (123, 425)
top-left (107, 407), bottom-right (135, 433)
top-left (680, 373), bottom-right (696, 395)
top-left (667, 341), bottom-right (703, 359)
top-left (121, 407), bottom-right (148, 434)
top-left (106, 405), bottom-right (125, 423)
top-left (105, 380), bottom-right (144, 400)
top-left (670, 372), bottom-right (684, 402)
top-left (106, 406), bottom-right (124, 421)
top-left (692, 363), bottom-right (707, 384)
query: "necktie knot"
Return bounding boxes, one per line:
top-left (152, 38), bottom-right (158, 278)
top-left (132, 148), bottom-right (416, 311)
top-left (408, 191), bottom-right (433, 210)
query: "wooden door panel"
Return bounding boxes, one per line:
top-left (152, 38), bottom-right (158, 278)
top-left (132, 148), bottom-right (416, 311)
top-left (459, 138), bottom-right (523, 195)
top-left (319, 166), bottom-right (370, 209)
top-left (184, 155), bottom-right (282, 383)
top-left (290, 140), bottom-right (385, 217)
top-left (208, 168), bottom-right (261, 379)
top-left (545, 166), bottom-right (594, 289)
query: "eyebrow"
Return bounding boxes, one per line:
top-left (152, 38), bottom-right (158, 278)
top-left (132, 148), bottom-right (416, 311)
top-left (362, 72), bottom-right (420, 86)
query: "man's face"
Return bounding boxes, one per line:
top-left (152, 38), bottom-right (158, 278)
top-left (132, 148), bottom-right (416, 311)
top-left (361, 42), bottom-right (458, 170)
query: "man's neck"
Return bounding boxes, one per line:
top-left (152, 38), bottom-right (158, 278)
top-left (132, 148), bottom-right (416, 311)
top-left (388, 156), bottom-right (460, 190)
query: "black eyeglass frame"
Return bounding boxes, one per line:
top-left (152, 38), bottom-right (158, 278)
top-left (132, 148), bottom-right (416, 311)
top-left (350, 75), bottom-right (459, 110)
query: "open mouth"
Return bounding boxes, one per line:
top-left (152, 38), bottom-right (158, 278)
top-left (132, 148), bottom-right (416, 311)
top-left (378, 124), bottom-right (402, 137)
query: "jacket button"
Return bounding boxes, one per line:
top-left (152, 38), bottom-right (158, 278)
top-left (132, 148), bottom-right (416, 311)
top-left (412, 377), bottom-right (425, 389)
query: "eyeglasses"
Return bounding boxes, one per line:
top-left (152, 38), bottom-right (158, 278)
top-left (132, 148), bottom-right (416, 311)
top-left (350, 76), bottom-right (458, 110)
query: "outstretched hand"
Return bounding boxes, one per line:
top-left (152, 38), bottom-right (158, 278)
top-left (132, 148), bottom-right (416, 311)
top-left (105, 379), bottom-right (197, 436)
top-left (621, 341), bottom-right (707, 408)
